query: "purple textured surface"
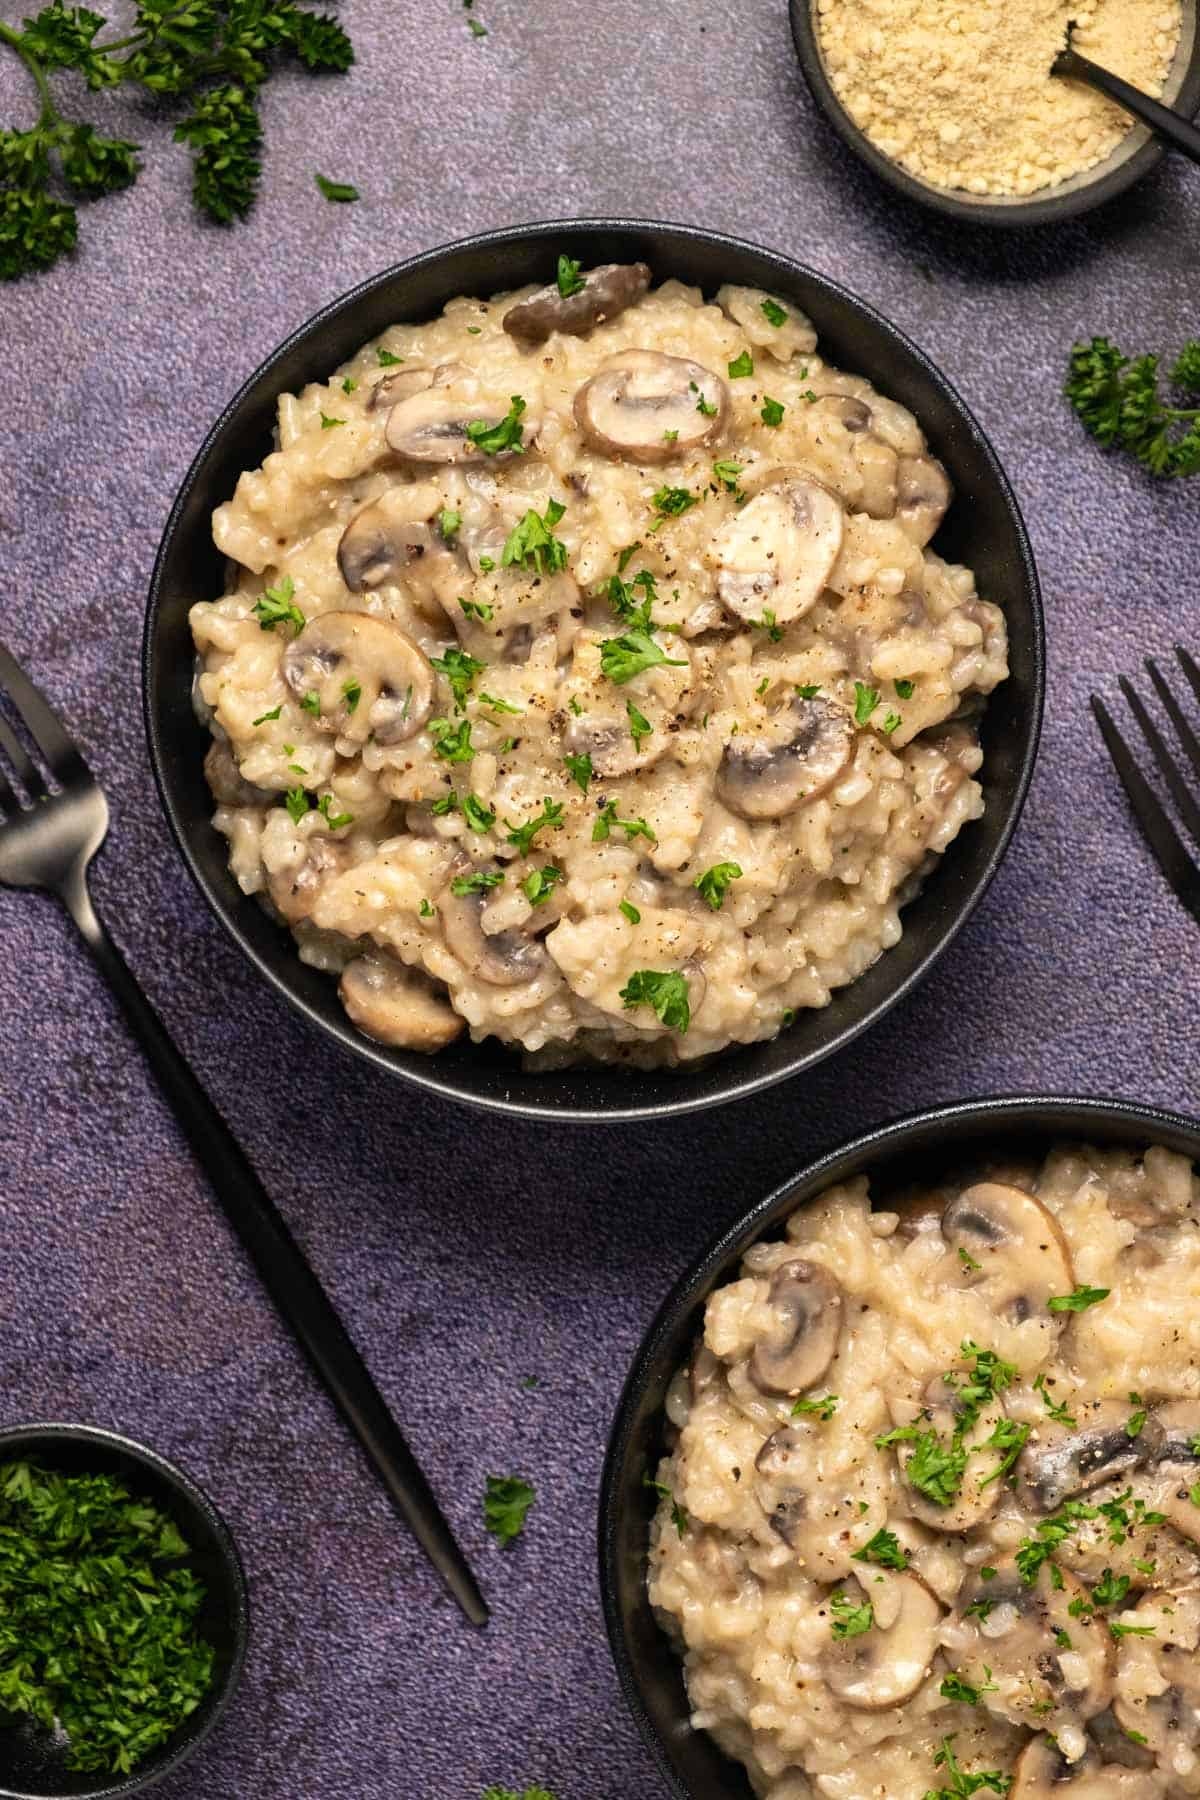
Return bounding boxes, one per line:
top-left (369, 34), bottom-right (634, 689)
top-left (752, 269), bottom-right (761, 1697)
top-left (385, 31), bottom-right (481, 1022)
top-left (1, 3), bottom-right (1198, 1796)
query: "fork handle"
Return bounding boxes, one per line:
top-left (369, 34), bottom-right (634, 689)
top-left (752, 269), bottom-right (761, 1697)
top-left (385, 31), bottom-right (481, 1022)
top-left (57, 866), bottom-right (487, 1628)
top-left (1055, 46), bottom-right (1200, 164)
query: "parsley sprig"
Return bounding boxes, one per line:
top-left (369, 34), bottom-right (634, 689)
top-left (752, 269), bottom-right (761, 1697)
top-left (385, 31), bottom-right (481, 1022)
top-left (1066, 335), bottom-right (1200, 478)
top-left (923, 1735), bottom-right (1010, 1799)
top-left (483, 1474), bottom-right (535, 1547)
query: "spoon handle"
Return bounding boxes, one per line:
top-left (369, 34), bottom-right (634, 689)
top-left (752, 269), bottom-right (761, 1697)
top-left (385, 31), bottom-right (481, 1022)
top-left (1055, 45), bottom-right (1200, 166)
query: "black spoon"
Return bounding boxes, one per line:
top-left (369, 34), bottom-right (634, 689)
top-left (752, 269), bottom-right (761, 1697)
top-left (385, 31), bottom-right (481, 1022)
top-left (1053, 26), bottom-right (1200, 166)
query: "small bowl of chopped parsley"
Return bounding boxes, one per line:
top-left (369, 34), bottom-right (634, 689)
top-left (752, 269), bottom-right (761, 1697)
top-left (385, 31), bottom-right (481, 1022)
top-left (0, 1424), bottom-right (248, 1798)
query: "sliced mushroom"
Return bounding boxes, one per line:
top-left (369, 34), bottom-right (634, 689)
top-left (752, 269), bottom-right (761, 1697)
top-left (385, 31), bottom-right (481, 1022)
top-left (439, 861), bottom-right (549, 987)
top-left (573, 351), bottom-right (727, 463)
top-left (385, 381), bottom-right (534, 464)
top-left (503, 262), bottom-right (651, 343)
top-left (281, 611), bottom-right (434, 745)
top-left (942, 1181), bottom-right (1075, 1329)
top-left (748, 1260), bottom-right (842, 1395)
top-left (1010, 1737), bottom-right (1160, 1799)
top-left (339, 954), bottom-right (464, 1052)
top-left (753, 1422), bottom-right (862, 1580)
top-left (1022, 1401), bottom-right (1165, 1514)
top-left (891, 1375), bottom-right (1006, 1533)
top-left (948, 1561), bottom-right (1113, 1730)
top-left (1090, 1706), bottom-right (1161, 1772)
top-left (266, 834), bottom-right (346, 923)
top-left (204, 738), bottom-right (275, 807)
top-left (895, 453), bottom-right (951, 545)
top-left (717, 694), bottom-right (854, 822)
top-left (562, 710), bottom-right (665, 778)
top-left (337, 491), bottom-right (439, 592)
top-left (823, 1571), bottom-right (941, 1710)
top-left (366, 365), bottom-right (435, 412)
top-left (1124, 1401), bottom-right (1200, 1544)
top-left (814, 398), bottom-right (899, 520)
top-left (1112, 1588), bottom-right (1200, 1768)
top-left (712, 477), bottom-right (843, 626)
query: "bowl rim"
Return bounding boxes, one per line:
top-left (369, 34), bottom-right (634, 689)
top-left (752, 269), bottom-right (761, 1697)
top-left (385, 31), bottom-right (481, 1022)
top-left (788, 0), bottom-right (1200, 227)
top-left (597, 1090), bottom-right (1200, 1798)
top-left (142, 216), bottom-right (1044, 1124)
top-left (0, 1422), bottom-right (249, 1800)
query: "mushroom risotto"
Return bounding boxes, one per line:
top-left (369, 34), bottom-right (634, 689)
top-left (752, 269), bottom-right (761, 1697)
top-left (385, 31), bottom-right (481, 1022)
top-left (190, 261), bottom-right (1008, 1064)
top-left (648, 1141), bottom-right (1200, 1797)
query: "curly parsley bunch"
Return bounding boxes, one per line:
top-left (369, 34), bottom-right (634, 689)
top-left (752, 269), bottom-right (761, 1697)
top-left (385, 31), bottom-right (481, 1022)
top-left (0, 0), bottom-right (354, 280)
top-left (1066, 334), bottom-right (1200, 478)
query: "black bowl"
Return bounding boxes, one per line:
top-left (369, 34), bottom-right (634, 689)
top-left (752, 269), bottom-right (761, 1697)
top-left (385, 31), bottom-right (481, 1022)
top-left (143, 219), bottom-right (1043, 1123)
top-left (599, 1093), bottom-right (1200, 1799)
top-left (0, 1424), bottom-right (248, 1800)
top-left (789, 0), bottom-right (1200, 227)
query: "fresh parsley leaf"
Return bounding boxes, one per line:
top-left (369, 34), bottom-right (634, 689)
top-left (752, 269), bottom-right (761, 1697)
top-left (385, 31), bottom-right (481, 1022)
top-left (377, 347), bottom-right (404, 366)
top-left (460, 597), bottom-right (494, 622)
top-left (285, 787), bottom-right (309, 823)
top-left (958, 1246), bottom-right (981, 1272)
top-left (314, 172), bottom-right (358, 202)
top-left (461, 793), bottom-right (495, 833)
top-left (502, 499), bottom-right (568, 574)
top-left (522, 865), bottom-right (563, 905)
top-left (466, 395), bottom-right (526, 456)
top-left (882, 710), bottom-right (902, 734)
top-left (854, 681), bottom-right (879, 725)
top-left (619, 898), bottom-right (640, 924)
top-left (829, 1591), bottom-right (873, 1639)
top-left (480, 692), bottom-right (522, 715)
top-left (1126, 1394), bottom-right (1147, 1438)
top-left (482, 1787), bottom-right (559, 1800)
top-left (505, 798), bottom-right (564, 856)
top-left (852, 1527), bottom-right (908, 1569)
top-left (617, 542), bottom-right (641, 572)
top-left (923, 1735), bottom-right (1010, 1799)
top-left (483, 1474), bottom-right (535, 1547)
top-left (419, 898), bottom-right (434, 917)
top-left (252, 704), bottom-right (282, 725)
top-left (1033, 1374), bottom-right (1076, 1427)
top-left (592, 803), bottom-right (656, 844)
top-left (1110, 1621), bottom-right (1156, 1639)
top-left (556, 253), bottom-right (585, 297)
top-left (300, 690), bottom-right (320, 715)
top-left (1092, 1568), bottom-right (1131, 1608)
top-left (895, 678), bottom-right (915, 698)
top-left (712, 458), bottom-right (744, 491)
top-left (317, 793), bottom-right (353, 830)
top-left (760, 297), bottom-right (788, 327)
top-left (728, 349), bottom-right (754, 378)
top-left (938, 1668), bottom-right (996, 1706)
top-left (1047, 1285), bottom-right (1110, 1313)
top-left (467, 16), bottom-right (487, 36)
top-left (563, 751), bottom-right (592, 795)
top-left (619, 969), bottom-right (690, 1033)
top-left (438, 508), bottom-right (462, 540)
top-left (429, 717), bottom-right (475, 762)
top-left (978, 1417), bottom-right (1030, 1488)
top-left (792, 1393), bottom-right (839, 1422)
top-left (690, 380), bottom-right (718, 417)
top-left (751, 608), bottom-right (783, 641)
top-left (1065, 335), bottom-right (1200, 478)
top-left (319, 412), bottom-right (344, 429)
top-left (694, 861), bottom-right (742, 910)
top-left (761, 396), bottom-right (785, 427)
top-left (795, 683), bottom-right (822, 699)
top-left (253, 575), bottom-right (304, 633)
top-left (643, 1471), bottom-right (687, 1536)
top-left (451, 869), bottom-right (504, 896)
top-left (627, 699), bottom-right (652, 750)
top-left (431, 646), bottom-right (486, 710)
top-left (600, 629), bottom-right (686, 686)
top-left (649, 485), bottom-right (697, 527)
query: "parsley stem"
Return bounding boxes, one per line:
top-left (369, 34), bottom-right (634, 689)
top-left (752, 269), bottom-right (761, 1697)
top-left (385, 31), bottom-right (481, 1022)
top-left (0, 21), bottom-right (58, 126)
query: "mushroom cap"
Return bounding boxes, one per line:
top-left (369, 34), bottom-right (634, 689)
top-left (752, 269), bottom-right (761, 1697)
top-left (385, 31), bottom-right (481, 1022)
top-left (337, 490), bottom-right (438, 592)
top-left (1021, 1401), bottom-right (1165, 1514)
top-left (366, 365), bottom-right (437, 412)
top-left (282, 611), bottom-right (434, 746)
top-left (823, 1570), bottom-right (941, 1710)
top-left (716, 694), bottom-right (855, 822)
top-left (895, 452), bottom-right (952, 545)
top-left (439, 862), bottom-right (549, 988)
top-left (502, 262), bottom-right (651, 343)
top-left (266, 834), bottom-right (346, 924)
top-left (562, 710), bottom-right (665, 778)
top-left (813, 401), bottom-right (899, 520)
top-left (749, 1260), bottom-right (842, 1396)
top-left (942, 1181), bottom-right (1076, 1330)
top-left (1010, 1737), bottom-right (1159, 1799)
top-left (573, 350), bottom-right (728, 463)
top-left (712, 476), bottom-right (844, 626)
top-left (949, 1561), bottom-right (1114, 1731)
top-left (339, 954), bottom-right (464, 1052)
top-left (385, 381), bottom-right (537, 463)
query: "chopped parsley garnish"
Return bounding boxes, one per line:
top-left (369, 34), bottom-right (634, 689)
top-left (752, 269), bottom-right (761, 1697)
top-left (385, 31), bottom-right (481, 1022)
top-left (1033, 1374), bottom-right (1076, 1427)
top-left (690, 380), bottom-right (718, 418)
top-left (602, 566), bottom-right (656, 629)
top-left (461, 793), bottom-right (496, 833)
top-left (852, 1527), bottom-right (907, 1570)
top-left (253, 704), bottom-right (282, 725)
top-left (876, 1426), bottom-right (968, 1507)
top-left (253, 575), bottom-right (305, 633)
top-left (761, 397), bottom-right (785, 427)
top-left (728, 350), bottom-right (754, 378)
top-left (1124, 1729), bottom-right (1149, 1746)
top-left (522, 865), bottom-right (563, 906)
top-left (377, 348), bottom-right (405, 366)
top-left (619, 969), bottom-right (690, 1033)
top-left (431, 791), bottom-right (459, 816)
top-left (451, 869), bottom-right (504, 897)
top-left (460, 597), bottom-right (494, 622)
top-left (431, 646), bottom-right (485, 710)
top-left (319, 412), bottom-right (344, 430)
top-left (1127, 1394), bottom-right (1148, 1437)
top-left (752, 608), bottom-right (783, 641)
top-left (796, 683), bottom-right (822, 699)
top-left (317, 793), bottom-right (353, 830)
top-left (502, 498), bottom-right (568, 574)
top-left (829, 1591), bottom-right (873, 1639)
top-left (964, 1597), bottom-right (995, 1622)
top-left (556, 254), bottom-right (585, 298)
top-left (438, 508), bottom-right (462, 540)
top-left (479, 556), bottom-right (496, 572)
top-left (760, 297), bottom-right (789, 327)
top-left (1047, 1285), bottom-right (1111, 1313)
top-left (712, 458), bottom-right (744, 491)
top-left (1110, 1621), bottom-right (1156, 1639)
top-left (592, 803), bottom-right (656, 844)
top-left (979, 1417), bottom-right (1030, 1488)
top-left (600, 629), bottom-right (686, 686)
top-left (649, 485), bottom-right (697, 527)
top-left (480, 692), bottom-right (523, 715)
top-left (419, 898), bottom-right (434, 917)
top-left (467, 17), bottom-right (487, 38)
top-left (895, 678), bottom-right (916, 698)
top-left (617, 542), bottom-right (642, 572)
top-left (341, 375), bottom-right (357, 394)
top-left (429, 717), bottom-right (475, 762)
top-left (505, 799), bottom-right (564, 857)
top-left (627, 700), bottom-right (652, 750)
top-left (563, 752), bottom-right (592, 795)
top-left (882, 711), bottom-right (902, 734)
top-left (923, 1735), bottom-right (1010, 1799)
top-left (1015, 1499), bottom-right (1102, 1585)
top-left (619, 899), bottom-right (640, 924)
top-left (791, 1394), bottom-right (839, 1422)
top-left (483, 1474), bottom-right (535, 1547)
top-left (877, 1342), bottom-right (1016, 1508)
top-left (300, 690), bottom-right (320, 714)
top-left (643, 1472), bottom-right (687, 1537)
top-left (938, 1669), bottom-right (996, 1707)
top-left (663, 428), bottom-right (678, 443)
top-left (958, 1247), bottom-right (981, 1272)
top-left (0, 1458), bottom-right (216, 1775)
top-left (285, 787), bottom-right (309, 823)
top-left (854, 682), bottom-right (879, 725)
top-left (1093, 1568), bottom-right (1131, 1608)
top-left (314, 173), bottom-right (358, 203)
top-left (466, 395), bottom-right (526, 456)
top-left (694, 862), bottom-right (742, 911)
top-left (342, 676), bottom-right (362, 713)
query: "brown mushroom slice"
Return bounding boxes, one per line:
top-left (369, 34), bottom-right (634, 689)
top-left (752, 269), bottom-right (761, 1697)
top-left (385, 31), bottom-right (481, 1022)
top-left (1022, 1402), bottom-right (1165, 1514)
top-left (385, 382), bottom-right (535, 464)
top-left (748, 1260), bottom-right (842, 1395)
top-left (713, 478), bottom-right (843, 626)
top-left (281, 612), bottom-right (434, 746)
top-left (894, 1377), bottom-right (1006, 1533)
top-left (339, 954), bottom-right (464, 1052)
top-left (895, 453), bottom-right (952, 545)
top-left (562, 709), bottom-right (666, 778)
top-left (1112, 1588), bottom-right (1200, 1768)
top-left (950, 1562), bottom-right (1113, 1730)
top-left (439, 863), bottom-right (549, 988)
top-left (717, 694), bottom-right (854, 822)
top-left (814, 398), bottom-right (899, 520)
top-left (337, 490), bottom-right (440, 592)
top-left (754, 1423), bottom-right (862, 1580)
top-left (1010, 1738), bottom-right (1160, 1799)
top-left (266, 834), bottom-right (347, 924)
top-left (823, 1571), bottom-right (941, 1710)
top-left (1126, 1402), bottom-right (1200, 1544)
top-left (503, 261), bottom-right (651, 343)
top-left (942, 1181), bottom-right (1075, 1329)
top-left (366, 366), bottom-right (435, 412)
top-left (573, 351), bottom-right (727, 463)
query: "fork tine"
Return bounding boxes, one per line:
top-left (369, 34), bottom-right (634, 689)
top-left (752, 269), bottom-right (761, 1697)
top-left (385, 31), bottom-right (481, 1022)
top-left (0, 636), bottom-right (86, 784)
top-left (1093, 695), bottom-right (1200, 928)
top-left (1145, 657), bottom-right (1200, 792)
top-left (0, 710), bottom-right (48, 801)
top-left (1118, 674), bottom-right (1200, 849)
top-left (0, 758), bottom-right (19, 818)
top-left (1177, 646), bottom-right (1200, 711)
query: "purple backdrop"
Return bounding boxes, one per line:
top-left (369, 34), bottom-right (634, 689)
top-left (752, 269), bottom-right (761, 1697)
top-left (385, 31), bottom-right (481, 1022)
top-left (1, 3), bottom-right (1198, 1795)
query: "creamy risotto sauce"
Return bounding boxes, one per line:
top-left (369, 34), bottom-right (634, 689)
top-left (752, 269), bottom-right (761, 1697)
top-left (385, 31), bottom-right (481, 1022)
top-left (190, 262), bottom-right (1008, 1065)
top-left (649, 1142), bottom-right (1200, 1797)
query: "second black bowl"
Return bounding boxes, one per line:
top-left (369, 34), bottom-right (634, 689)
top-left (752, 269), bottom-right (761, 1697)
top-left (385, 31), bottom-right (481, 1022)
top-left (144, 219), bottom-right (1043, 1122)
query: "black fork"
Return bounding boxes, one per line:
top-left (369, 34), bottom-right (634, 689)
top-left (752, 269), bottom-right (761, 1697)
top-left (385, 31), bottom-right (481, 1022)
top-left (1092, 645), bottom-right (1200, 928)
top-left (0, 635), bottom-right (486, 1626)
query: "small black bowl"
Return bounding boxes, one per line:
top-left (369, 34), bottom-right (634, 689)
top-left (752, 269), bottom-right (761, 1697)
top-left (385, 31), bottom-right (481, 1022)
top-left (790, 0), bottom-right (1200, 228)
top-left (599, 1093), bottom-right (1200, 1799)
top-left (144, 219), bottom-right (1044, 1123)
top-left (0, 1425), bottom-right (248, 1800)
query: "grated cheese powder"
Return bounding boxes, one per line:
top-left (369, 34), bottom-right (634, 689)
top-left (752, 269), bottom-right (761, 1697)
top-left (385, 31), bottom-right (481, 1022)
top-left (815, 0), bottom-right (1183, 196)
